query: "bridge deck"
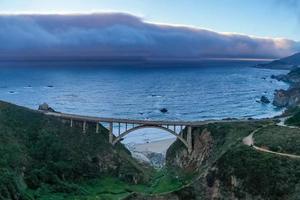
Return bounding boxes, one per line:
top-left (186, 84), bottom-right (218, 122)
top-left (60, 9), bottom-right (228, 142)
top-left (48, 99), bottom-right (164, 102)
top-left (42, 111), bottom-right (256, 126)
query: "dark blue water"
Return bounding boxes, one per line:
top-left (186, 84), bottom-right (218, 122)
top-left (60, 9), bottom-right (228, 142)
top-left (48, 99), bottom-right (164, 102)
top-left (0, 61), bottom-right (288, 143)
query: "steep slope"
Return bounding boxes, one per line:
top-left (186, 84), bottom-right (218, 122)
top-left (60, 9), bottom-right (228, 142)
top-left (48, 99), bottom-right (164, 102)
top-left (168, 121), bottom-right (300, 200)
top-left (271, 67), bottom-right (300, 108)
top-left (131, 120), bottom-right (300, 199)
top-left (256, 52), bottom-right (300, 69)
top-left (281, 52), bottom-right (300, 65)
top-left (0, 101), bottom-right (151, 199)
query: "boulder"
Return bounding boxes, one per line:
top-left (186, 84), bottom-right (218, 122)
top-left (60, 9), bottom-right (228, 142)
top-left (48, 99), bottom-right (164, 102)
top-left (160, 108), bottom-right (168, 113)
top-left (38, 103), bottom-right (55, 112)
top-left (260, 95), bottom-right (270, 104)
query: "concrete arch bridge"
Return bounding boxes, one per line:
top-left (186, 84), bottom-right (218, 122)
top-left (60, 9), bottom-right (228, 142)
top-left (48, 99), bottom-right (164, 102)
top-left (43, 111), bottom-right (246, 153)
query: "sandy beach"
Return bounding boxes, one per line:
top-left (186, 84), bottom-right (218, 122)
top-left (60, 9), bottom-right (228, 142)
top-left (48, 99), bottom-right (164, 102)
top-left (133, 138), bottom-right (176, 154)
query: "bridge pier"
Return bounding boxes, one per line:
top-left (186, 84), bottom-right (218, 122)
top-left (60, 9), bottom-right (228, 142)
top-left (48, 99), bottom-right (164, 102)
top-left (187, 126), bottom-right (193, 153)
top-left (96, 123), bottom-right (99, 133)
top-left (109, 122), bottom-right (114, 144)
top-left (83, 121), bottom-right (87, 133)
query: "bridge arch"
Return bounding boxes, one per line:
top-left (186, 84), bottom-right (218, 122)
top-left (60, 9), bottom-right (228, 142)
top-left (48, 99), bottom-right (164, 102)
top-left (41, 111), bottom-right (194, 153)
top-left (112, 124), bottom-right (189, 149)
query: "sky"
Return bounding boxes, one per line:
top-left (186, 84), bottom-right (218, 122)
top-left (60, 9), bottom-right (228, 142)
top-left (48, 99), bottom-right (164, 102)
top-left (0, 0), bottom-right (299, 60)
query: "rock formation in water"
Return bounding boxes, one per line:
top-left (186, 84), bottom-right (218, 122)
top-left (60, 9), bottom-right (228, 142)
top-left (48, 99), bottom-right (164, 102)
top-left (271, 68), bottom-right (300, 108)
top-left (267, 54), bottom-right (300, 108)
top-left (260, 95), bottom-right (270, 104)
top-left (160, 108), bottom-right (168, 113)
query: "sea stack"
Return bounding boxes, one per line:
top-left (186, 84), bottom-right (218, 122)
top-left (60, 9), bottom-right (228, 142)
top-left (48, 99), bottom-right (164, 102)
top-left (260, 95), bottom-right (270, 104)
top-left (160, 108), bottom-right (168, 113)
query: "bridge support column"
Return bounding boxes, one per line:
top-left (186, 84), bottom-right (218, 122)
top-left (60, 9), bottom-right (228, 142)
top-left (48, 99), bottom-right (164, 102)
top-left (109, 122), bottom-right (113, 144)
top-left (187, 126), bottom-right (192, 153)
top-left (96, 123), bottom-right (99, 134)
top-left (70, 119), bottom-right (73, 127)
top-left (83, 121), bottom-right (87, 133)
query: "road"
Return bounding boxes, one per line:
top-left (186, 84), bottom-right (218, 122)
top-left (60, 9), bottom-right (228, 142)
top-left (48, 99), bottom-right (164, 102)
top-left (243, 120), bottom-right (300, 159)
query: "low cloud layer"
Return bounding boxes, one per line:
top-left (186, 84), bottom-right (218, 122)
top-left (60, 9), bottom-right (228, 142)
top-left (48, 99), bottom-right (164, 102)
top-left (0, 13), bottom-right (299, 60)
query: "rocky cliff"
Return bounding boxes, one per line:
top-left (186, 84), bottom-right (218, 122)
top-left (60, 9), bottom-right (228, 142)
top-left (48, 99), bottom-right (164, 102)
top-left (271, 68), bottom-right (300, 108)
top-left (166, 128), bottom-right (213, 173)
top-left (256, 52), bottom-right (300, 108)
top-left (131, 120), bottom-right (300, 200)
top-left (273, 88), bottom-right (300, 107)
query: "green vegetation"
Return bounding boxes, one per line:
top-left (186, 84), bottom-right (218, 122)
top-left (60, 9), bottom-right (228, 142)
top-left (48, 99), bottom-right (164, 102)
top-left (217, 144), bottom-right (300, 200)
top-left (255, 125), bottom-right (300, 155)
top-left (0, 101), bottom-right (189, 200)
top-left (3, 99), bottom-right (300, 199)
top-left (167, 120), bottom-right (273, 171)
top-left (165, 120), bottom-right (300, 199)
top-left (286, 107), bottom-right (300, 127)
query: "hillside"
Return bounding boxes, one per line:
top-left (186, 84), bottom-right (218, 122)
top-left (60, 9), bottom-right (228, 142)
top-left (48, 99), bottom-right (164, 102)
top-left (281, 52), bottom-right (300, 65)
top-left (2, 101), bottom-right (300, 199)
top-left (0, 101), bottom-right (154, 199)
top-left (130, 120), bottom-right (300, 199)
top-left (170, 121), bottom-right (300, 199)
top-left (0, 101), bottom-right (201, 199)
top-left (256, 52), bottom-right (300, 69)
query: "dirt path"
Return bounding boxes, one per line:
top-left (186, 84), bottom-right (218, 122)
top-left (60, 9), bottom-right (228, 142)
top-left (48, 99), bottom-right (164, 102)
top-left (243, 124), bottom-right (300, 159)
top-left (276, 117), bottom-right (299, 129)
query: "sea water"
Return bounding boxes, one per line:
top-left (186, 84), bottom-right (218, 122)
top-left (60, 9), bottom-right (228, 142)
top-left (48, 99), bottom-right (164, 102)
top-left (0, 61), bottom-right (288, 143)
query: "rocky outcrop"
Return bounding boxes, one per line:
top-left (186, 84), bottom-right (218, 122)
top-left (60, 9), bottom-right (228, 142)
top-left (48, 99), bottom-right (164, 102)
top-left (143, 152), bottom-right (165, 168)
top-left (166, 128), bottom-right (213, 172)
top-left (260, 95), bottom-right (270, 104)
top-left (271, 68), bottom-right (300, 84)
top-left (38, 103), bottom-right (56, 112)
top-left (273, 88), bottom-right (300, 107)
top-left (271, 67), bottom-right (300, 108)
top-left (160, 108), bottom-right (168, 113)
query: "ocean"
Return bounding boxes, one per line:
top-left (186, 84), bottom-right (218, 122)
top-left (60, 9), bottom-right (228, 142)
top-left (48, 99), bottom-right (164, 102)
top-left (0, 61), bottom-right (288, 144)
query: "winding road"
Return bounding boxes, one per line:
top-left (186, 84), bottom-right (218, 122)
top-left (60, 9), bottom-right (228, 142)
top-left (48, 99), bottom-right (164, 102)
top-left (243, 119), bottom-right (300, 159)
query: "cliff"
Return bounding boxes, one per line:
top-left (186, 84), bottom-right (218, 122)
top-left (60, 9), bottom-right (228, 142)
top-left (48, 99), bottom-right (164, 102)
top-left (271, 68), bottom-right (300, 107)
top-left (253, 52), bottom-right (300, 108)
top-left (131, 120), bottom-right (300, 199)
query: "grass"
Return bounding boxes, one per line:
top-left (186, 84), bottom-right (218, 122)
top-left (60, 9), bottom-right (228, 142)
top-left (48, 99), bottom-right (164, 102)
top-left (24, 169), bottom-right (189, 200)
top-left (0, 101), bottom-right (153, 199)
top-left (286, 108), bottom-right (300, 127)
top-left (4, 99), bottom-right (300, 199)
top-left (216, 144), bottom-right (300, 200)
top-left (0, 100), bottom-right (191, 200)
top-left (254, 125), bottom-right (300, 155)
top-left (167, 119), bottom-right (274, 172)
top-left (166, 119), bottom-right (300, 199)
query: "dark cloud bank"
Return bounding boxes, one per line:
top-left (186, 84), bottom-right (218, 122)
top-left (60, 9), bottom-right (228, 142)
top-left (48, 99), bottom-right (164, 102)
top-left (0, 13), bottom-right (299, 61)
